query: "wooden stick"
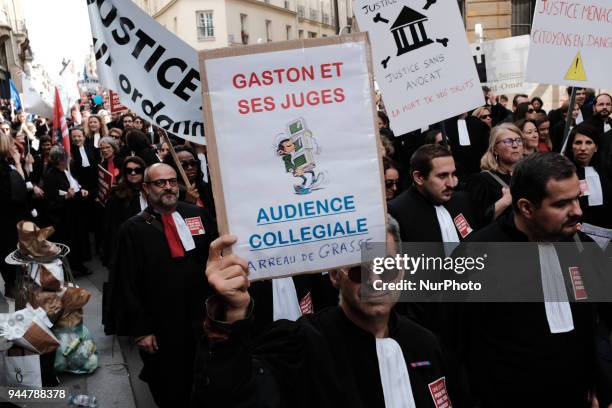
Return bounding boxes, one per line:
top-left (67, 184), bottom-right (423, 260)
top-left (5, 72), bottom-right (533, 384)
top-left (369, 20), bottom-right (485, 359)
top-left (159, 129), bottom-right (191, 188)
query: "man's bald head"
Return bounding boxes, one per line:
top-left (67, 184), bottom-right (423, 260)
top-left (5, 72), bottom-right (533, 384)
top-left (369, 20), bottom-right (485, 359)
top-left (144, 163), bottom-right (177, 182)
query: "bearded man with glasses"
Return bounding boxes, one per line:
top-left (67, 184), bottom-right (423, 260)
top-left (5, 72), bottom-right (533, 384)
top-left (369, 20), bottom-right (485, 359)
top-left (108, 162), bottom-right (218, 407)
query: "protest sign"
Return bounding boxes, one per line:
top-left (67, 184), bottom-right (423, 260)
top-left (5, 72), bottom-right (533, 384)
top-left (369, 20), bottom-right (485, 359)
top-left (109, 90), bottom-right (128, 113)
top-left (354, 0), bottom-right (483, 134)
top-left (525, 0), bottom-right (612, 88)
top-left (86, 0), bottom-right (205, 144)
top-left (199, 34), bottom-right (387, 280)
top-left (21, 76), bottom-right (53, 119)
top-left (97, 165), bottom-right (113, 205)
top-left (471, 35), bottom-right (533, 94)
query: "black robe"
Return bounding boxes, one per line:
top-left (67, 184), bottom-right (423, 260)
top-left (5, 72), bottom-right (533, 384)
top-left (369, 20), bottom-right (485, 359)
top-left (442, 116), bottom-right (491, 179)
top-left (388, 186), bottom-right (479, 243)
top-left (191, 306), bottom-right (457, 408)
top-left (42, 166), bottom-right (91, 270)
top-left (454, 214), bottom-right (611, 407)
top-left (248, 273), bottom-right (339, 336)
top-left (109, 202), bottom-right (217, 406)
top-left (466, 170), bottom-right (512, 227)
top-left (575, 165), bottom-right (612, 229)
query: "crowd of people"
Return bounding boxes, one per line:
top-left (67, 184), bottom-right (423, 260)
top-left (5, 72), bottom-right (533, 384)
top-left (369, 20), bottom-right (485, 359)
top-left (1, 86), bottom-right (611, 407)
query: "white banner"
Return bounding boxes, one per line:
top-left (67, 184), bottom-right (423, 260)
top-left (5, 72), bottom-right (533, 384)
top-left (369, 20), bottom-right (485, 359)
top-left (526, 0), bottom-right (612, 88)
top-left (22, 76), bottom-right (53, 119)
top-left (200, 36), bottom-right (387, 280)
top-left (354, 0), bottom-right (483, 134)
top-left (86, 0), bottom-right (205, 144)
top-left (472, 35), bottom-right (534, 94)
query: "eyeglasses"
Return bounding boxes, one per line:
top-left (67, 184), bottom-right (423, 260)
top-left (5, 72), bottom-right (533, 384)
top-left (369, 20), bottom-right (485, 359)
top-left (527, 109), bottom-right (535, 113)
top-left (146, 178), bottom-right (178, 188)
top-left (345, 264), bottom-right (401, 284)
top-left (496, 138), bottom-right (523, 147)
top-left (479, 114), bottom-right (491, 119)
top-left (126, 167), bottom-right (143, 175)
top-left (385, 179), bottom-right (399, 188)
top-left (180, 159), bottom-right (199, 169)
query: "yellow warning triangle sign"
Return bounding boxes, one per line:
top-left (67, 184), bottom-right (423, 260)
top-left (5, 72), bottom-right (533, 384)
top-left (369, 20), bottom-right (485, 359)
top-left (564, 52), bottom-right (587, 81)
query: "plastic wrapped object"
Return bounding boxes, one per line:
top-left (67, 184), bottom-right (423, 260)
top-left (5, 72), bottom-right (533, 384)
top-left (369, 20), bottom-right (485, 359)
top-left (53, 323), bottom-right (97, 374)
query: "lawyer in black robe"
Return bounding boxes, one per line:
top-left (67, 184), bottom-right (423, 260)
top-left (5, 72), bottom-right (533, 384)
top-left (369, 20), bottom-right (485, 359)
top-left (456, 213), bottom-right (609, 407)
top-left (109, 201), bottom-right (217, 407)
top-left (192, 305), bottom-right (455, 408)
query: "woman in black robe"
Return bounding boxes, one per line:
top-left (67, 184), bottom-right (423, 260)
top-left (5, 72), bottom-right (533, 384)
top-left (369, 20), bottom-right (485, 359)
top-left (564, 123), bottom-right (611, 228)
top-left (467, 123), bottom-right (524, 227)
top-left (102, 156), bottom-right (147, 265)
top-left (42, 146), bottom-right (92, 275)
top-left (163, 145), bottom-right (216, 218)
top-left (0, 133), bottom-right (29, 295)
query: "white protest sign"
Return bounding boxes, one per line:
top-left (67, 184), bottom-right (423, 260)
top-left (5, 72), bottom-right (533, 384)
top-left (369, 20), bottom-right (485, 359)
top-left (21, 76), bottom-right (53, 118)
top-left (86, 0), bottom-right (205, 144)
top-left (526, 0), bottom-right (612, 88)
top-left (200, 35), bottom-right (387, 280)
top-left (472, 35), bottom-right (534, 94)
top-left (354, 0), bottom-right (483, 134)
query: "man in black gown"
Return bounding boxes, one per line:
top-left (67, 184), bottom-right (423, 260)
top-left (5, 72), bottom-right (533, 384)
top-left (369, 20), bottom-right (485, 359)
top-left (110, 163), bottom-right (217, 407)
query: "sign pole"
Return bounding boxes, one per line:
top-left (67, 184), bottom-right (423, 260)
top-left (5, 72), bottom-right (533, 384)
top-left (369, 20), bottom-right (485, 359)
top-left (159, 129), bottom-right (191, 188)
top-left (560, 87), bottom-right (577, 154)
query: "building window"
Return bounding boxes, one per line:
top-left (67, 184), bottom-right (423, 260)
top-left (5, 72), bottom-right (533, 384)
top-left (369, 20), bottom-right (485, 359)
top-left (196, 11), bottom-right (214, 39)
top-left (512, 0), bottom-right (537, 35)
top-left (308, 31), bottom-right (317, 38)
top-left (241, 14), bottom-right (249, 44)
top-left (266, 20), bottom-right (272, 42)
top-left (286, 25), bottom-right (292, 40)
top-left (298, 29), bottom-right (304, 39)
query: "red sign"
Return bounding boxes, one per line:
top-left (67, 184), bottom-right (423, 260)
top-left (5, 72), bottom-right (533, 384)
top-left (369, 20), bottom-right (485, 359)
top-left (109, 90), bottom-right (128, 114)
top-left (568, 266), bottom-right (588, 300)
top-left (453, 214), bottom-right (473, 239)
top-left (428, 377), bottom-right (452, 408)
top-left (185, 216), bottom-right (206, 236)
top-left (97, 164), bottom-right (113, 205)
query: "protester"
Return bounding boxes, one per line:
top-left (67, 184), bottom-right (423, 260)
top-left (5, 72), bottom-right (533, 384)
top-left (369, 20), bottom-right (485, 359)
top-left (535, 115), bottom-right (552, 152)
top-left (125, 129), bottom-right (159, 166)
top-left (101, 156), bottom-right (148, 272)
top-left (0, 133), bottom-right (28, 296)
top-left (70, 128), bottom-right (98, 197)
top-left (531, 96), bottom-right (546, 115)
top-left (514, 102), bottom-right (537, 122)
top-left (515, 118), bottom-right (539, 156)
top-left (108, 163), bottom-right (217, 407)
top-left (163, 145), bottom-right (215, 214)
top-left (424, 129), bottom-right (444, 146)
top-left (109, 127), bottom-right (123, 147)
top-left (458, 152), bottom-right (611, 407)
top-left (472, 106), bottom-right (493, 128)
top-left (121, 113), bottom-right (135, 130)
top-left (191, 217), bottom-right (457, 407)
top-left (30, 135), bottom-right (53, 187)
top-left (585, 93), bottom-right (612, 135)
top-left (99, 136), bottom-right (122, 186)
top-left (563, 123), bottom-right (611, 228)
top-left (467, 123), bottom-right (523, 226)
top-left (42, 146), bottom-right (91, 275)
top-left (84, 114), bottom-right (108, 149)
top-left (382, 157), bottom-right (400, 201)
top-left (157, 141), bottom-right (170, 161)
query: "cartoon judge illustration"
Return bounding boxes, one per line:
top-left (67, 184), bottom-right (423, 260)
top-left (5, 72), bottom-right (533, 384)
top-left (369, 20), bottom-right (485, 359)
top-left (275, 117), bottom-right (325, 195)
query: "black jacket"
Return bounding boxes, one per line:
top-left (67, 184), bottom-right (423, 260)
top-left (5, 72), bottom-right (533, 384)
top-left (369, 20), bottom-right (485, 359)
top-left (192, 305), bottom-right (457, 408)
